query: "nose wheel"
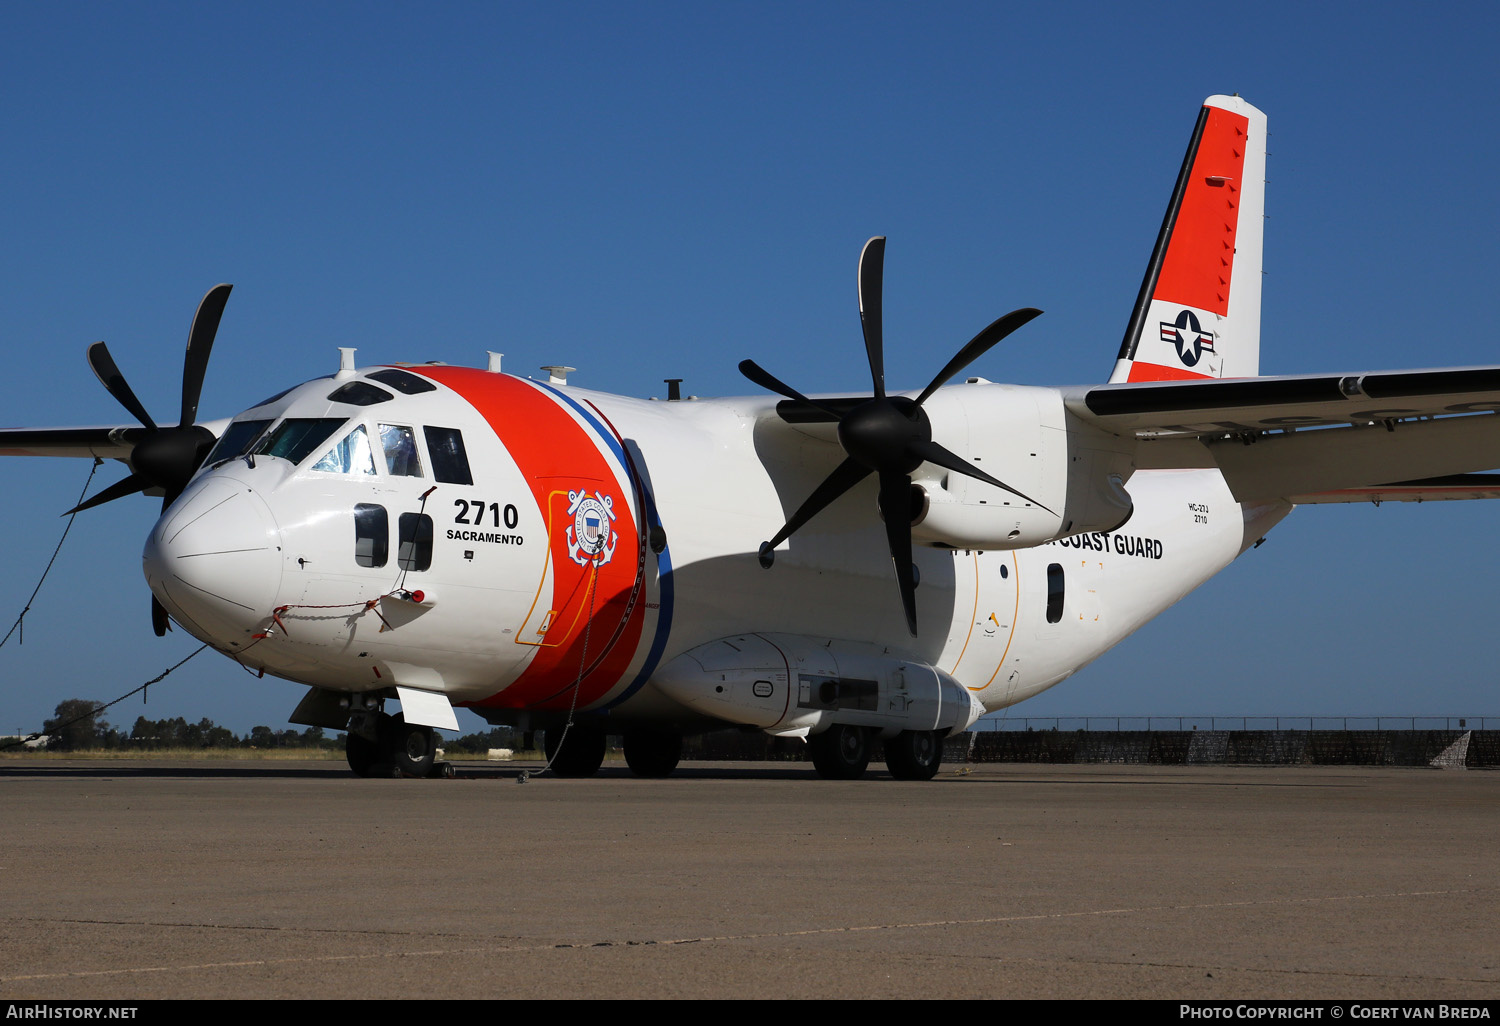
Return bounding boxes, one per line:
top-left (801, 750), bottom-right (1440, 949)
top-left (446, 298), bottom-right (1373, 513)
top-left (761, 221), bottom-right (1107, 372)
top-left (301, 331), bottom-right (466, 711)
top-left (345, 711), bottom-right (445, 778)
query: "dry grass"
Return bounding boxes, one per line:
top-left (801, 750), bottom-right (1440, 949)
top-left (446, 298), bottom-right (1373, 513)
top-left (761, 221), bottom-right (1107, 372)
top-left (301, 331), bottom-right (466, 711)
top-left (0, 748), bottom-right (345, 761)
top-left (2, 747), bottom-right (552, 762)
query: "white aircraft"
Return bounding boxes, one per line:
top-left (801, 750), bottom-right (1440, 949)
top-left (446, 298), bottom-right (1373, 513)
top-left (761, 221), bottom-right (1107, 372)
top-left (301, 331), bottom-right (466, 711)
top-left (6, 95), bottom-right (1499, 780)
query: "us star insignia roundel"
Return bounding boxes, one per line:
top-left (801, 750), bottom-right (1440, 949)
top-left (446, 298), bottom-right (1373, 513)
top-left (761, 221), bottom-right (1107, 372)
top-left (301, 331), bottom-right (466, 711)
top-left (1159, 308), bottom-right (1217, 367)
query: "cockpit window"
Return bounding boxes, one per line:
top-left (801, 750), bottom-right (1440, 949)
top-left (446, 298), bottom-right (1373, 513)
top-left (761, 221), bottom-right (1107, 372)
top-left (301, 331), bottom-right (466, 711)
top-left (368, 368), bottom-right (437, 395)
top-left (424, 426), bottom-right (473, 485)
top-left (312, 424), bottom-right (377, 475)
top-left (253, 418), bottom-right (348, 465)
top-left (205, 418), bottom-right (271, 465)
top-left (246, 377), bottom-right (330, 411)
top-left (379, 424), bottom-right (423, 477)
top-left (327, 381), bottom-right (393, 406)
top-left (249, 385), bottom-right (297, 410)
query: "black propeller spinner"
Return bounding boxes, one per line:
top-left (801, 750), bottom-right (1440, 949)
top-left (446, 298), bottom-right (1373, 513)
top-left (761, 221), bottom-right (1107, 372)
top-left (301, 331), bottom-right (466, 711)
top-left (72, 284), bottom-right (233, 635)
top-left (739, 237), bottom-right (1046, 636)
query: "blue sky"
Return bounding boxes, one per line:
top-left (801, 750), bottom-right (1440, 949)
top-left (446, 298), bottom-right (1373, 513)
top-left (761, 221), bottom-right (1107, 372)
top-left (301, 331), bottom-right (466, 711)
top-left (2, 2), bottom-right (1497, 735)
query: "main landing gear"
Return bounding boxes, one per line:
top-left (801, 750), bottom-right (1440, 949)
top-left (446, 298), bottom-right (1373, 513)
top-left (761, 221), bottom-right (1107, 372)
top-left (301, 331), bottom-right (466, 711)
top-left (537, 724), bottom-right (684, 778)
top-left (808, 725), bottom-right (946, 781)
top-left (883, 729), bottom-right (944, 781)
top-left (542, 721), bottom-right (607, 777)
top-left (809, 723), bottom-right (872, 780)
top-left (345, 711), bottom-right (452, 778)
top-left (623, 728), bottom-right (682, 778)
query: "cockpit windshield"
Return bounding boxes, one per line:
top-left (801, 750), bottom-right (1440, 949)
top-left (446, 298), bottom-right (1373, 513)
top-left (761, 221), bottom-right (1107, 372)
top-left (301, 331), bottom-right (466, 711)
top-left (252, 418), bottom-right (348, 465)
top-left (204, 418), bottom-right (272, 465)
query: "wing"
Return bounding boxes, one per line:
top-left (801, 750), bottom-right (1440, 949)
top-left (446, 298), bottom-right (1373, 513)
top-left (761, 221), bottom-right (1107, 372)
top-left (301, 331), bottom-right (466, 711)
top-left (1066, 366), bottom-right (1500, 502)
top-left (0, 425), bottom-right (144, 460)
top-left (1285, 474), bottom-right (1500, 505)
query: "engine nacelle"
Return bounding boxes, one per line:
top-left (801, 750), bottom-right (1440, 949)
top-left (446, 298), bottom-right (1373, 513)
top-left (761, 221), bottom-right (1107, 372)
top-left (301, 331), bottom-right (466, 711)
top-left (653, 634), bottom-right (985, 736)
top-left (909, 382), bottom-right (1136, 549)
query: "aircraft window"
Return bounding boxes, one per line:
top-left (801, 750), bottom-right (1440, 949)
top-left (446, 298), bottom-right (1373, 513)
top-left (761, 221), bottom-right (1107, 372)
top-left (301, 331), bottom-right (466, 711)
top-left (249, 385), bottom-right (297, 409)
top-left (1046, 563), bottom-right (1065, 624)
top-left (327, 381), bottom-right (393, 406)
top-left (354, 503), bottom-right (388, 567)
top-left (368, 368), bottom-right (437, 395)
top-left (313, 424), bottom-right (377, 475)
top-left (247, 377), bottom-right (330, 410)
top-left (397, 512), bottom-right (433, 572)
top-left (253, 418), bottom-right (348, 465)
top-left (204, 418), bottom-right (271, 465)
top-left (424, 426), bottom-right (473, 485)
top-left (379, 424), bottom-right (424, 477)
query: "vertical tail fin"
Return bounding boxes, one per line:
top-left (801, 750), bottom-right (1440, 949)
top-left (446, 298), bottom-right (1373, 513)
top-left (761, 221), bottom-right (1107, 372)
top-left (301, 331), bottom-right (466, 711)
top-left (1109, 95), bottom-right (1267, 383)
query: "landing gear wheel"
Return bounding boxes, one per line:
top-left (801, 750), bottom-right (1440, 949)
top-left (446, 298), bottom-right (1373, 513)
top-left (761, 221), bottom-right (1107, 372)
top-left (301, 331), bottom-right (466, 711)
top-left (809, 723), bottom-right (871, 780)
top-left (388, 713), bottom-right (437, 778)
top-left (346, 729), bottom-right (383, 777)
top-left (623, 728), bottom-right (682, 778)
top-left (884, 729), bottom-right (943, 781)
top-left (543, 722), bottom-right (607, 778)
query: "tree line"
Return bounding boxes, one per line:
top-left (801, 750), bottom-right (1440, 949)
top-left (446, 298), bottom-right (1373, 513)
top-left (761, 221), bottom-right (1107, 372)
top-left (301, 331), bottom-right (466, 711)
top-left (40, 698), bottom-right (337, 751)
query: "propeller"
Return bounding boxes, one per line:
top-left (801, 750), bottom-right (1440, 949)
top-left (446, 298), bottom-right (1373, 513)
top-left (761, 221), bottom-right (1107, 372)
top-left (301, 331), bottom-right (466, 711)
top-left (71, 284), bottom-right (233, 636)
top-left (740, 238), bottom-right (1045, 636)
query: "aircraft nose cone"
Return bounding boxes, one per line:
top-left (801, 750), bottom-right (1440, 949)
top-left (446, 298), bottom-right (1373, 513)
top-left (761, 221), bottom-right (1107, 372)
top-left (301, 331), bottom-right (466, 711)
top-left (143, 477), bottom-right (283, 642)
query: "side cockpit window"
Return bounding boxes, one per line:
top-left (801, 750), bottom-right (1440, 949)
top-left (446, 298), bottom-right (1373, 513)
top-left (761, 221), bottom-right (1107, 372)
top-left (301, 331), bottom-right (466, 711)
top-left (424, 426), bottom-right (473, 485)
top-left (313, 424), bottom-right (376, 475)
top-left (379, 424), bottom-right (423, 477)
top-left (354, 504), bottom-right (388, 567)
top-left (253, 418), bottom-right (348, 465)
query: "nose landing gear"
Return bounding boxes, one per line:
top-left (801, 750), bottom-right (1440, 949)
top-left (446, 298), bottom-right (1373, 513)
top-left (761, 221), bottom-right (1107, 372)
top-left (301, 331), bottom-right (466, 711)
top-left (345, 710), bottom-right (451, 778)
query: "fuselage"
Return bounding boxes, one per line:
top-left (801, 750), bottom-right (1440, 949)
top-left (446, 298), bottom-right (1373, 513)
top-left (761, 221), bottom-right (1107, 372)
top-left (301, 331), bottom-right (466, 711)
top-left (142, 364), bottom-right (1290, 732)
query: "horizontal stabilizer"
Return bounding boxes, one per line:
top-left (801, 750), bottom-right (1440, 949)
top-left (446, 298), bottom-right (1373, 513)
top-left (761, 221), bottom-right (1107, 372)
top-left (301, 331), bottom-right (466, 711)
top-left (1074, 365), bottom-right (1500, 434)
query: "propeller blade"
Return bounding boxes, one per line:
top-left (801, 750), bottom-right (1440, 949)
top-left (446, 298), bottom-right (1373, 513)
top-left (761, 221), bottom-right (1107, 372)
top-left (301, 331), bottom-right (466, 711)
top-left (909, 438), bottom-right (1056, 514)
top-left (773, 398), bottom-right (856, 424)
top-left (152, 596), bottom-right (172, 637)
top-left (63, 473), bottom-right (150, 515)
top-left (739, 360), bottom-right (847, 420)
top-left (761, 456), bottom-right (871, 555)
top-left (877, 469), bottom-right (918, 636)
top-left (87, 341), bottom-right (157, 431)
top-left (858, 236), bottom-right (886, 399)
top-left (179, 284), bottom-right (232, 428)
top-left (912, 307), bottom-right (1043, 407)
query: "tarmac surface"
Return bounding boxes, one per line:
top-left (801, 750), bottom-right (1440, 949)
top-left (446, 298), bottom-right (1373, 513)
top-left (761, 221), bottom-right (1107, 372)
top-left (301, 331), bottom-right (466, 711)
top-left (1, 758), bottom-right (1496, 1000)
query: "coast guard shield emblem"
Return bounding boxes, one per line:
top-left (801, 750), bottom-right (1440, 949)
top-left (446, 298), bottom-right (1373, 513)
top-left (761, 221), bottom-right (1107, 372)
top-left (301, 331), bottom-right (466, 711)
top-left (566, 488), bottom-right (619, 567)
